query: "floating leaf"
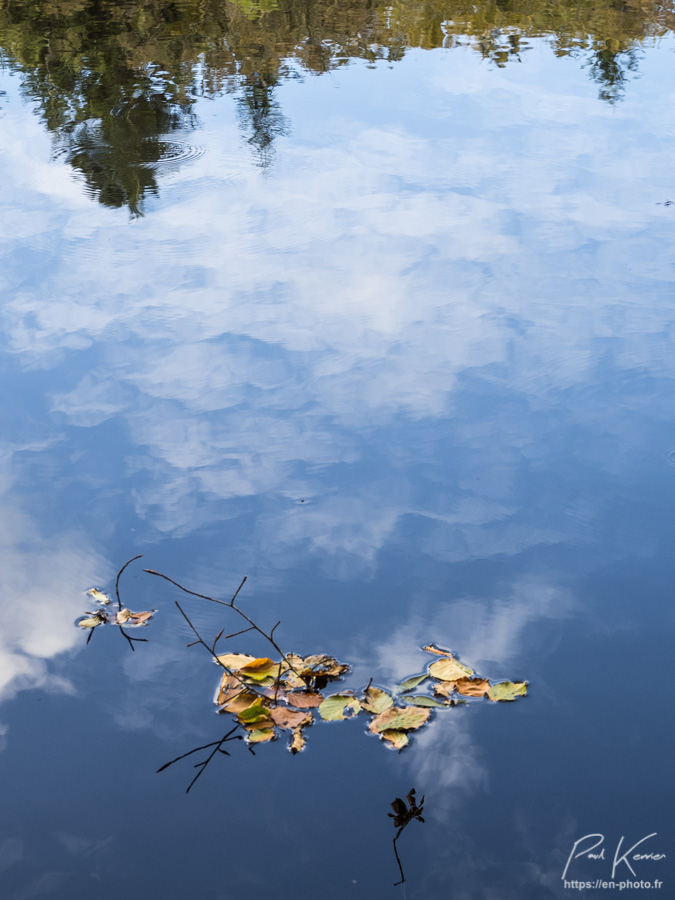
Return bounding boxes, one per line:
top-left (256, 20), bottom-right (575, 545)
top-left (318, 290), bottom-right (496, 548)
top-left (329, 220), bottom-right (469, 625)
top-left (237, 699), bottom-right (273, 724)
top-left (455, 677), bottom-right (490, 698)
top-left (218, 689), bottom-right (260, 715)
top-left (397, 674), bottom-right (428, 693)
top-left (423, 643), bottom-right (453, 656)
top-left (380, 730), bottom-right (409, 750)
top-left (217, 674), bottom-right (246, 706)
top-left (368, 706), bottom-right (431, 734)
top-left (432, 681), bottom-right (455, 699)
top-left (488, 681), bottom-right (528, 702)
top-left (401, 695), bottom-right (447, 708)
top-left (361, 686), bottom-right (394, 714)
top-left (246, 728), bottom-right (276, 744)
top-left (122, 609), bottom-right (156, 627)
top-left (283, 671), bottom-right (309, 690)
top-left (77, 612), bottom-right (107, 629)
top-left (301, 654), bottom-right (350, 679)
top-left (116, 608), bottom-right (133, 624)
top-left (86, 589), bottom-right (111, 605)
top-left (285, 691), bottom-right (324, 709)
top-left (289, 728), bottom-right (306, 754)
top-left (319, 693), bottom-right (361, 721)
top-left (214, 653), bottom-right (256, 670)
top-left (428, 656), bottom-right (474, 682)
top-left (238, 657), bottom-right (284, 681)
top-left (269, 707), bottom-right (312, 730)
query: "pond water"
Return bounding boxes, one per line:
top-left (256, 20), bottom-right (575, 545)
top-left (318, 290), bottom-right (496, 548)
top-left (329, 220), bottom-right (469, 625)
top-left (1, 1), bottom-right (674, 897)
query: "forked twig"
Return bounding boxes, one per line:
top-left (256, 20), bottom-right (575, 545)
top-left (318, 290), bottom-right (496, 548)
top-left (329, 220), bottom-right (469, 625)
top-left (157, 725), bottom-right (244, 793)
top-left (144, 569), bottom-right (304, 681)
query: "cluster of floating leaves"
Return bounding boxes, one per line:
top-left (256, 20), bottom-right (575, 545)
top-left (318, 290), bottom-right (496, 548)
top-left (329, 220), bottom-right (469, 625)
top-left (77, 588), bottom-right (157, 631)
top-left (214, 642), bottom-right (527, 753)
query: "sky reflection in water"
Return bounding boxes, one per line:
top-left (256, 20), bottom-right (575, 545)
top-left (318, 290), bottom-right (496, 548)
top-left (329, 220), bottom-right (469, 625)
top-left (0, 19), bottom-right (674, 900)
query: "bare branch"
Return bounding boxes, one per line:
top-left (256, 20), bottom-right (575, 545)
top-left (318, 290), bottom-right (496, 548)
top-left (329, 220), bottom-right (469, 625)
top-left (115, 555), bottom-right (143, 611)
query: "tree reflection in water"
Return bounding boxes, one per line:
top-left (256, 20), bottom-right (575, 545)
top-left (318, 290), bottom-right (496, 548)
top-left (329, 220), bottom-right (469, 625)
top-left (0, 0), bottom-right (671, 213)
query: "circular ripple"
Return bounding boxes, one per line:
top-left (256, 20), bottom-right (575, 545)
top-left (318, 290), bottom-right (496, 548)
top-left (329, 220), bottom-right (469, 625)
top-left (149, 139), bottom-right (206, 166)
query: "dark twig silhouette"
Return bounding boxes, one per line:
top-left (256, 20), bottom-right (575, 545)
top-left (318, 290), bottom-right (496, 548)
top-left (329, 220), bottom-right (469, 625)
top-left (144, 569), bottom-right (304, 682)
top-left (156, 725), bottom-right (246, 793)
top-left (389, 789), bottom-right (425, 886)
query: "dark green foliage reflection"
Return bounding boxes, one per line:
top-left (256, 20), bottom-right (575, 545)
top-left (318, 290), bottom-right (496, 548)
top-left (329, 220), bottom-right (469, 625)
top-left (0, 0), bottom-right (671, 213)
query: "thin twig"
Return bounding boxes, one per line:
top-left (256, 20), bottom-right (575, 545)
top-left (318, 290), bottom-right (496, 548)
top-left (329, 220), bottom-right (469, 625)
top-left (393, 828), bottom-right (406, 886)
top-left (173, 600), bottom-right (266, 700)
top-left (115, 555), bottom-right (143, 611)
top-left (157, 725), bottom-right (243, 794)
top-left (144, 569), bottom-right (304, 681)
top-left (119, 626), bottom-right (148, 652)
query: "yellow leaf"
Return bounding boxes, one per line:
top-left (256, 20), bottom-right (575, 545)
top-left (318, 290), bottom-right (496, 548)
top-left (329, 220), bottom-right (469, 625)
top-left (215, 653), bottom-right (256, 670)
top-left (428, 656), bottom-right (474, 682)
top-left (368, 706), bottom-right (431, 734)
top-left (380, 729), bottom-right (409, 750)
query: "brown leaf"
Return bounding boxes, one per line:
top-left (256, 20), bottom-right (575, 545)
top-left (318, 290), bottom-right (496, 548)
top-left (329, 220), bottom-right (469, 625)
top-left (217, 673), bottom-right (245, 706)
top-left (423, 643), bottom-right (454, 656)
top-left (454, 677), bottom-right (490, 698)
top-left (289, 728), bottom-right (306, 754)
top-left (269, 707), bottom-right (313, 730)
top-left (285, 691), bottom-right (324, 709)
top-left (218, 689), bottom-right (260, 715)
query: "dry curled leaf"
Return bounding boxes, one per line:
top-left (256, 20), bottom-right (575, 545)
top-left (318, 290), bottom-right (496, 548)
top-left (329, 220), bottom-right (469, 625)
top-left (86, 589), bottom-right (111, 605)
top-left (289, 728), bottom-right (306, 754)
top-left (455, 677), bottom-right (490, 698)
top-left (423, 643), bottom-right (453, 656)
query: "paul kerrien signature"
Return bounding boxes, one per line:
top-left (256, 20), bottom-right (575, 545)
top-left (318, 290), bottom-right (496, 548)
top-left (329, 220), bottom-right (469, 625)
top-left (562, 833), bottom-right (666, 881)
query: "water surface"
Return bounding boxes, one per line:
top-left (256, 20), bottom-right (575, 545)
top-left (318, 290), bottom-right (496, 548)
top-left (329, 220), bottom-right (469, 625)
top-left (1, 1), bottom-right (674, 897)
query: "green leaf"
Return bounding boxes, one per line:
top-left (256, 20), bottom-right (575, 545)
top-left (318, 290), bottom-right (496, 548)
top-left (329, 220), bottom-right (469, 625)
top-left (318, 693), bottom-right (361, 721)
top-left (360, 686), bottom-right (394, 714)
top-left (428, 656), bottom-right (474, 682)
top-left (401, 695), bottom-right (447, 708)
top-left (246, 728), bottom-right (276, 743)
top-left (488, 681), bottom-right (528, 702)
top-left (368, 705), bottom-right (431, 734)
top-left (396, 674), bottom-right (428, 693)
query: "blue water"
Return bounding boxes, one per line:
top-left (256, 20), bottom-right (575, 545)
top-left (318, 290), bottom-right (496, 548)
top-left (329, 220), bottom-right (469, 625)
top-left (1, 34), bottom-right (674, 899)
